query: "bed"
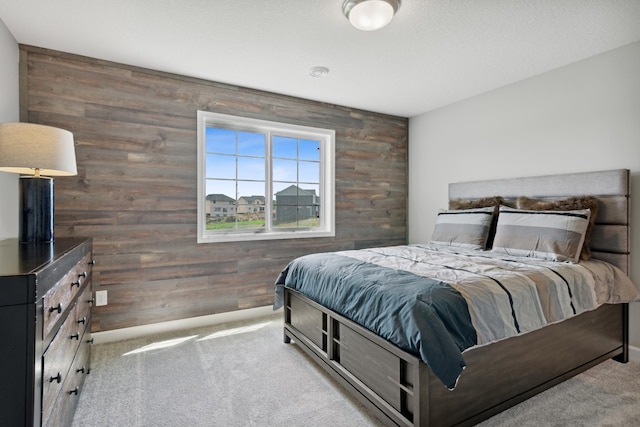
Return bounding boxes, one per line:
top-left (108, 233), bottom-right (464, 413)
top-left (273, 169), bottom-right (639, 427)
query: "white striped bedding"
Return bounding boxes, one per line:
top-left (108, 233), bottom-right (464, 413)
top-left (339, 244), bottom-right (638, 348)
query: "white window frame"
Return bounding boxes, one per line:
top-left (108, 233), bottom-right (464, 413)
top-left (197, 111), bottom-right (335, 243)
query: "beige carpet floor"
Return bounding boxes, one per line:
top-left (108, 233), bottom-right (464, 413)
top-left (72, 314), bottom-right (640, 426)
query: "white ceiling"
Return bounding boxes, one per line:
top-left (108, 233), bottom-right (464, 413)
top-left (1, 0), bottom-right (640, 118)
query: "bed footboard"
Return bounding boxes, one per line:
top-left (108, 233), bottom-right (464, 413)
top-left (283, 287), bottom-right (628, 427)
top-left (284, 288), bottom-right (427, 426)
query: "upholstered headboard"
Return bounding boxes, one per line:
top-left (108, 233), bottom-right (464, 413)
top-left (449, 169), bottom-right (630, 274)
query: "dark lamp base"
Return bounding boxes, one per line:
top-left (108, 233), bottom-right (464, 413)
top-left (19, 176), bottom-right (54, 243)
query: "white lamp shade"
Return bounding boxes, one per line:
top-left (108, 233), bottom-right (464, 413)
top-left (345, 0), bottom-right (398, 31)
top-left (0, 123), bottom-right (77, 176)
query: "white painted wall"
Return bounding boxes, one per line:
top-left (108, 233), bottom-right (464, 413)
top-left (0, 18), bottom-right (19, 239)
top-left (408, 41), bottom-right (640, 348)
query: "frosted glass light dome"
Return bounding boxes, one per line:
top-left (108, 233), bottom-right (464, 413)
top-left (343, 0), bottom-right (401, 31)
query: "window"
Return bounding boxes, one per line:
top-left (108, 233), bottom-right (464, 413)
top-left (197, 111), bottom-right (335, 243)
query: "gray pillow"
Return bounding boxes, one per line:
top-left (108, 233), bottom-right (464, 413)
top-left (449, 196), bottom-right (504, 248)
top-left (516, 196), bottom-right (599, 260)
top-left (491, 206), bottom-right (591, 262)
top-left (430, 207), bottom-right (494, 250)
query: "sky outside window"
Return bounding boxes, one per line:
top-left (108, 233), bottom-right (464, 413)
top-left (205, 127), bottom-right (266, 199)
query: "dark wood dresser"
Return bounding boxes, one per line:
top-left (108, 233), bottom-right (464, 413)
top-left (0, 238), bottom-right (93, 427)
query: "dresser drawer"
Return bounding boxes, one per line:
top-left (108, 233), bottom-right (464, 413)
top-left (73, 328), bottom-right (91, 382)
top-left (336, 323), bottom-right (403, 412)
top-left (289, 292), bottom-right (326, 351)
top-left (44, 333), bottom-right (90, 427)
top-left (42, 252), bottom-right (92, 342)
top-left (75, 283), bottom-right (92, 338)
top-left (42, 306), bottom-right (83, 422)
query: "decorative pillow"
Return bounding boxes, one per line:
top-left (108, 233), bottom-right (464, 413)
top-left (430, 207), bottom-right (494, 250)
top-left (449, 196), bottom-right (504, 212)
top-left (516, 196), bottom-right (599, 260)
top-left (491, 206), bottom-right (591, 262)
top-left (449, 196), bottom-right (504, 248)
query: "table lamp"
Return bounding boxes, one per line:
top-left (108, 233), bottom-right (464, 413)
top-left (0, 123), bottom-right (77, 243)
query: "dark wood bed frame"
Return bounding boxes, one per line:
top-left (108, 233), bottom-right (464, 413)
top-left (282, 169), bottom-right (631, 427)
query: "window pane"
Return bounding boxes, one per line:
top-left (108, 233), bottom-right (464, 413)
top-left (206, 154), bottom-right (235, 179)
top-left (273, 184), bottom-right (319, 229)
top-left (273, 183), bottom-right (298, 206)
top-left (273, 136), bottom-right (297, 159)
top-left (272, 182), bottom-right (292, 203)
top-left (299, 139), bottom-right (320, 161)
top-left (237, 132), bottom-right (265, 156)
top-left (206, 127), bottom-right (235, 154)
top-left (238, 181), bottom-right (265, 198)
top-left (298, 206), bottom-right (320, 227)
top-left (272, 206), bottom-right (320, 229)
top-left (273, 205), bottom-right (297, 228)
top-left (273, 158), bottom-right (297, 182)
top-left (204, 184), bottom-right (237, 232)
top-left (301, 183), bottom-right (319, 197)
top-left (298, 161), bottom-right (319, 184)
top-left (273, 184), bottom-right (296, 227)
top-left (237, 156), bottom-right (265, 180)
top-left (206, 179), bottom-right (236, 199)
top-left (237, 182), bottom-right (266, 231)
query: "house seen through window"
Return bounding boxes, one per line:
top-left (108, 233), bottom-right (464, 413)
top-left (197, 111), bottom-right (335, 243)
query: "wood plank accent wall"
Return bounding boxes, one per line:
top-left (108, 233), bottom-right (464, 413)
top-left (19, 45), bottom-right (408, 332)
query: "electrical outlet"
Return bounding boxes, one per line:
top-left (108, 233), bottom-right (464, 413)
top-left (95, 290), bottom-right (108, 306)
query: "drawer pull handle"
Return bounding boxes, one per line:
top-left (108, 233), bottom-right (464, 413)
top-left (90, 260), bottom-right (96, 265)
top-left (50, 372), bottom-right (62, 383)
top-left (79, 271), bottom-right (87, 278)
top-left (76, 366), bottom-right (86, 374)
top-left (69, 387), bottom-right (79, 395)
top-left (71, 280), bottom-right (81, 288)
top-left (78, 316), bottom-right (87, 325)
top-left (88, 297), bottom-right (95, 305)
top-left (70, 333), bottom-right (80, 340)
top-left (49, 304), bottom-right (62, 314)
top-left (87, 338), bottom-right (94, 344)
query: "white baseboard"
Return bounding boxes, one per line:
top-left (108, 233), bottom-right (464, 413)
top-left (629, 345), bottom-right (640, 362)
top-left (92, 305), bottom-right (281, 344)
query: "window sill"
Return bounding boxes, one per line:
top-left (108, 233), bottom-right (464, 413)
top-left (197, 229), bottom-right (335, 244)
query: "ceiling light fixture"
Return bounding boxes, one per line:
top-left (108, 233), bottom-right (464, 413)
top-left (342, 0), bottom-right (401, 31)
